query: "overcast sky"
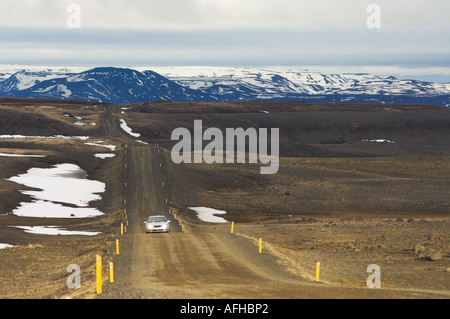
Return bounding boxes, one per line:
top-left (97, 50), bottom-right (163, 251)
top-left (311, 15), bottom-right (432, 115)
top-left (0, 0), bottom-right (449, 82)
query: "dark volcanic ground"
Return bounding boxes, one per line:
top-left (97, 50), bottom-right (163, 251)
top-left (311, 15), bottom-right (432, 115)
top-left (119, 101), bottom-right (450, 221)
top-left (0, 98), bottom-right (448, 298)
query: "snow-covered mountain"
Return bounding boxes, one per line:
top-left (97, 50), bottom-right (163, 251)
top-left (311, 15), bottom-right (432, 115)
top-left (149, 66), bottom-right (450, 106)
top-left (0, 67), bottom-right (215, 103)
top-left (0, 68), bottom-right (78, 92)
top-left (0, 65), bottom-right (449, 106)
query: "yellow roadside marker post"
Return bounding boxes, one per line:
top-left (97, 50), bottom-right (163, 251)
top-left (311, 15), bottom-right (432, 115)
top-left (116, 239), bottom-right (119, 255)
top-left (259, 238), bottom-right (262, 254)
top-left (96, 255), bottom-right (102, 294)
top-left (110, 262), bottom-right (114, 283)
top-left (230, 222), bottom-right (234, 234)
top-left (121, 223), bottom-right (123, 235)
top-left (315, 262), bottom-right (321, 282)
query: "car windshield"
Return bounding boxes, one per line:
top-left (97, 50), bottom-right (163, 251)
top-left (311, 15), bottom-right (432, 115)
top-left (147, 216), bottom-right (167, 223)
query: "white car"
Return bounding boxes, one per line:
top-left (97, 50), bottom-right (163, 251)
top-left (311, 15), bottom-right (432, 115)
top-left (144, 215), bottom-right (170, 233)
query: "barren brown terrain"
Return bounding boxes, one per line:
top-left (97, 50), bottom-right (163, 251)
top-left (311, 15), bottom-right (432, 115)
top-left (0, 98), bottom-right (449, 301)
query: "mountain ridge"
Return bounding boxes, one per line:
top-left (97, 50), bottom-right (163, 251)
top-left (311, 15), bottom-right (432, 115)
top-left (0, 66), bottom-right (448, 106)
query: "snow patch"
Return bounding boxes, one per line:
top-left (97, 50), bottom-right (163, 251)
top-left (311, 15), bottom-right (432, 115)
top-left (7, 163), bottom-right (105, 218)
top-left (0, 152), bottom-right (45, 158)
top-left (362, 139), bottom-right (395, 143)
top-left (120, 119), bottom-right (140, 137)
top-left (188, 207), bottom-right (228, 223)
top-left (94, 153), bottom-right (115, 159)
top-left (12, 226), bottom-right (100, 236)
top-left (10, 200), bottom-right (103, 218)
top-left (84, 141), bottom-right (116, 151)
top-left (57, 84), bottom-right (72, 98)
top-left (0, 135), bottom-right (89, 140)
